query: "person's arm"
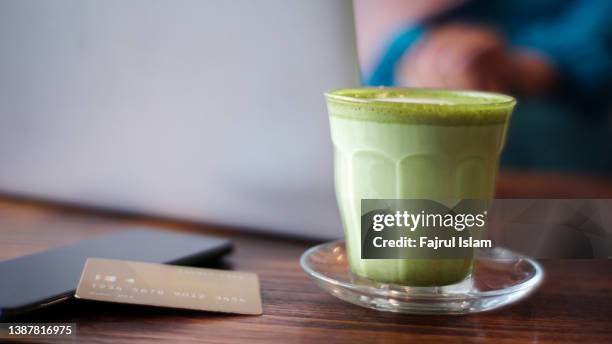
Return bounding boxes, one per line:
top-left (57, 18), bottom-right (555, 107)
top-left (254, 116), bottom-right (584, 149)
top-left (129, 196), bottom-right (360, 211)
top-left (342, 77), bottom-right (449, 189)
top-left (397, 22), bottom-right (559, 95)
top-left (509, 49), bottom-right (558, 96)
top-left (353, 0), bottom-right (466, 79)
top-left (397, 23), bottom-right (516, 92)
top-left (399, 0), bottom-right (612, 101)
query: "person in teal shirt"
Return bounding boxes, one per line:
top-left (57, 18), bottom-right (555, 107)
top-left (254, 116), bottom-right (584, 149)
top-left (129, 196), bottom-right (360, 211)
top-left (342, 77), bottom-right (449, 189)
top-left (359, 0), bottom-right (612, 173)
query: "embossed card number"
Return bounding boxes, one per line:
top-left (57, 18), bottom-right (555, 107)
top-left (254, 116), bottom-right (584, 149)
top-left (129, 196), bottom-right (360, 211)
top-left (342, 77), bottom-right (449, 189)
top-left (75, 258), bottom-right (262, 315)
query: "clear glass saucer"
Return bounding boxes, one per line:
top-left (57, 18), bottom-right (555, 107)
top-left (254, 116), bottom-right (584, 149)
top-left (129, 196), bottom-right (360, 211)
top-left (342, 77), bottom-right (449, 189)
top-left (300, 240), bottom-right (543, 314)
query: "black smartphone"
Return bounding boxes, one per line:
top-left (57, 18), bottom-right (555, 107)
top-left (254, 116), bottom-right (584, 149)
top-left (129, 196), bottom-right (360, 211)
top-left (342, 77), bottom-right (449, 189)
top-left (0, 227), bottom-right (232, 319)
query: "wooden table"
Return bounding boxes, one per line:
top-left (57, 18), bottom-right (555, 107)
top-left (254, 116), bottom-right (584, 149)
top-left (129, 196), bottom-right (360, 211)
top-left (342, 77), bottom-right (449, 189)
top-left (1, 172), bottom-right (612, 343)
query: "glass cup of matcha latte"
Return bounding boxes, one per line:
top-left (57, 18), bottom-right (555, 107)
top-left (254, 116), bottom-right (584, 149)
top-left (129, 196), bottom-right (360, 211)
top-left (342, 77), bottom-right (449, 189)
top-left (325, 88), bottom-right (515, 286)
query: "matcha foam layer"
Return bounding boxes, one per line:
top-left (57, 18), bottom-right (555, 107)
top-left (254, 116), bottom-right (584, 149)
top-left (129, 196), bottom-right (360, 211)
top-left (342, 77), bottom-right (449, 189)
top-left (325, 88), bottom-right (516, 125)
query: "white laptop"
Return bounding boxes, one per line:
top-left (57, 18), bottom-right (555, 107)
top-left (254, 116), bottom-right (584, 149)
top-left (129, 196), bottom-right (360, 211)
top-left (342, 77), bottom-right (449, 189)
top-left (0, 0), bottom-right (361, 238)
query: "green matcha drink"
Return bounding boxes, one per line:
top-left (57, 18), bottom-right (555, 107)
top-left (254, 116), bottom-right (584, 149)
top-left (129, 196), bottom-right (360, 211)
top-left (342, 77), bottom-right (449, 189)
top-left (325, 88), bottom-right (515, 286)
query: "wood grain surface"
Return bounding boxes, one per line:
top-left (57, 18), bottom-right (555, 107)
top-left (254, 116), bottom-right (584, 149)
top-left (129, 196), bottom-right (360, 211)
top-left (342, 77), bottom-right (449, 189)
top-left (1, 172), bottom-right (612, 343)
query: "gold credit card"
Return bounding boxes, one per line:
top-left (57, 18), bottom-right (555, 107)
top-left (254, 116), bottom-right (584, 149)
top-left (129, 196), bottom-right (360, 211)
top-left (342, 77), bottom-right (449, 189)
top-left (75, 258), bottom-right (262, 315)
